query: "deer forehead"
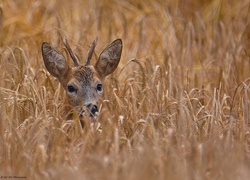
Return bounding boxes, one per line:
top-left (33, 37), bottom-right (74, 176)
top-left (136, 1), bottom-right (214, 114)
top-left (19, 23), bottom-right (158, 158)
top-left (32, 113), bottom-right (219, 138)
top-left (71, 65), bottom-right (101, 85)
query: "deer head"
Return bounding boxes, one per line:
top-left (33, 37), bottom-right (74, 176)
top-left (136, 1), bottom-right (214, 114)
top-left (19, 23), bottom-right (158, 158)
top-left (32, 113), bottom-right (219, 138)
top-left (41, 38), bottom-right (122, 118)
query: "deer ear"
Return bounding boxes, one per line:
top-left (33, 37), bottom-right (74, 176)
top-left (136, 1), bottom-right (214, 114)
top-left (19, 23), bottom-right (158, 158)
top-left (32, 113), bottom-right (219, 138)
top-left (41, 42), bottom-right (69, 78)
top-left (95, 39), bottom-right (122, 78)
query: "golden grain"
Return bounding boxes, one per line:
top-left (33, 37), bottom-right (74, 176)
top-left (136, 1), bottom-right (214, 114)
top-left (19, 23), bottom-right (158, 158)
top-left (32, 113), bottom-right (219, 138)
top-left (0, 0), bottom-right (250, 179)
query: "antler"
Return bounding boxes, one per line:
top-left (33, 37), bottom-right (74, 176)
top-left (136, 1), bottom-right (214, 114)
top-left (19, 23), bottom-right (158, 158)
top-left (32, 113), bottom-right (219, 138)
top-left (85, 36), bottom-right (98, 66)
top-left (62, 37), bottom-right (79, 67)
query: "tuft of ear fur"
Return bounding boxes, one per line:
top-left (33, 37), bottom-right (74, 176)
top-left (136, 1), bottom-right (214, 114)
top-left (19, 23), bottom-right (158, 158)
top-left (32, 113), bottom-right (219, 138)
top-left (95, 39), bottom-right (122, 78)
top-left (41, 42), bottom-right (69, 78)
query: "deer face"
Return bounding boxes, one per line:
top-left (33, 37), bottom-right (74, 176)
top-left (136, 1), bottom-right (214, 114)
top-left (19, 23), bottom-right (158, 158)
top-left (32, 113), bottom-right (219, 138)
top-left (41, 38), bottom-right (122, 117)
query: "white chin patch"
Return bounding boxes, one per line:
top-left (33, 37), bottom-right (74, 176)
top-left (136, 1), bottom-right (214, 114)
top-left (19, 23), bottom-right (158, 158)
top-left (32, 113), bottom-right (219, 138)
top-left (94, 111), bottom-right (99, 117)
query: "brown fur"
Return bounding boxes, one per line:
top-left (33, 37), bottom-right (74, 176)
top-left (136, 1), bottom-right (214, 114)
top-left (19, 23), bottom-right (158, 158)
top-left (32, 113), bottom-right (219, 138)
top-left (41, 39), bottom-right (122, 118)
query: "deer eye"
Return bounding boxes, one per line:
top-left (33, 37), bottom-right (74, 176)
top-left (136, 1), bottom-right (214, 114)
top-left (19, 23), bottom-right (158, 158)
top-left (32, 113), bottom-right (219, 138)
top-left (67, 85), bottom-right (76, 93)
top-left (96, 84), bottom-right (103, 92)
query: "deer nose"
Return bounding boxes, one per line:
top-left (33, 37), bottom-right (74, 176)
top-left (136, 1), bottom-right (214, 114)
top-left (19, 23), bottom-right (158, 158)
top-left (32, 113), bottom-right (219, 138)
top-left (87, 104), bottom-right (98, 117)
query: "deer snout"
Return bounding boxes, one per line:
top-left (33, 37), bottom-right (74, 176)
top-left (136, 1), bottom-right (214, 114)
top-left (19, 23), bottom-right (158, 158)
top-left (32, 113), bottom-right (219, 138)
top-left (87, 104), bottom-right (99, 117)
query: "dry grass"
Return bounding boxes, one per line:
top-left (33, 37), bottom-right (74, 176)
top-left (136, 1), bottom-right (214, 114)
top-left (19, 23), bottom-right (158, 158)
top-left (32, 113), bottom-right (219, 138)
top-left (0, 0), bottom-right (250, 179)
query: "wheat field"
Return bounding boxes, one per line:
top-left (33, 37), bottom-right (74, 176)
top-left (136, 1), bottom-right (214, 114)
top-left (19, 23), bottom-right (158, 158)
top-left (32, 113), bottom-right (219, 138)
top-left (0, 0), bottom-right (250, 179)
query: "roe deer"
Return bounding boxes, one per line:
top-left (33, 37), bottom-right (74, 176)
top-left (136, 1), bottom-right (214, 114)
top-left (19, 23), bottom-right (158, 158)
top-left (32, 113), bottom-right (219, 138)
top-left (41, 37), bottom-right (122, 119)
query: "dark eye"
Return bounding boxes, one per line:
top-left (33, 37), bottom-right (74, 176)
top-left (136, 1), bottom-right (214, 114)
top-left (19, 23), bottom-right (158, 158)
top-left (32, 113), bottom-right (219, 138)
top-left (67, 85), bottom-right (75, 93)
top-left (96, 84), bottom-right (102, 92)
